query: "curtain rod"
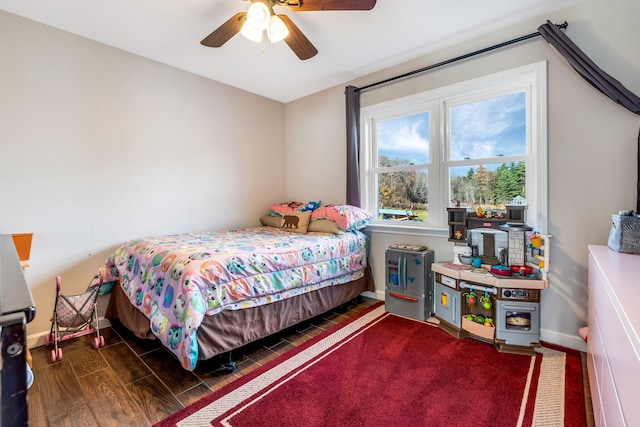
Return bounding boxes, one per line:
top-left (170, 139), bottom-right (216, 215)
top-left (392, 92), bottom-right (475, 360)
top-left (355, 21), bottom-right (568, 93)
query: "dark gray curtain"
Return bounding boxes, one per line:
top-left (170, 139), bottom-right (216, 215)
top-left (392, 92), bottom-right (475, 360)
top-left (538, 20), bottom-right (640, 114)
top-left (538, 20), bottom-right (640, 212)
top-left (345, 85), bottom-right (361, 207)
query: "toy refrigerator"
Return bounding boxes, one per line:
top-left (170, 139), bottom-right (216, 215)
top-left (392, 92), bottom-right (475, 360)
top-left (385, 246), bottom-right (434, 321)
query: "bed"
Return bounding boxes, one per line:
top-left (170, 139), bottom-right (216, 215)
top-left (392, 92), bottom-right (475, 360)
top-left (97, 220), bottom-right (373, 371)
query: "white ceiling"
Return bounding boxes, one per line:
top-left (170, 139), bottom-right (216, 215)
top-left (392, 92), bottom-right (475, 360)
top-left (0, 0), bottom-right (581, 103)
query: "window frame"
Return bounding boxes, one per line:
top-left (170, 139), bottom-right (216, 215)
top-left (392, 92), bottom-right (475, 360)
top-left (360, 61), bottom-right (548, 236)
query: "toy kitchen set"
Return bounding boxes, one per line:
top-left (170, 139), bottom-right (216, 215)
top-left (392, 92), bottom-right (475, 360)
top-left (433, 200), bottom-right (550, 355)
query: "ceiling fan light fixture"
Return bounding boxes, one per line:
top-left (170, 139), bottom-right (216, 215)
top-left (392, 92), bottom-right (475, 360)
top-left (246, 2), bottom-right (270, 31)
top-left (240, 21), bottom-right (264, 43)
top-left (267, 15), bottom-right (289, 43)
top-left (203, 0), bottom-right (377, 59)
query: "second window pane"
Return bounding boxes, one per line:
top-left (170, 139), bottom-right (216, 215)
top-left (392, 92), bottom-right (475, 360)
top-left (449, 162), bottom-right (525, 209)
top-left (378, 170), bottom-right (428, 221)
top-left (449, 92), bottom-right (526, 161)
top-left (377, 112), bottom-right (430, 166)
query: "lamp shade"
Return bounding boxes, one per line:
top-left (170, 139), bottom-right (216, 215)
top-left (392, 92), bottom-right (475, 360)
top-left (240, 21), bottom-right (263, 42)
top-left (246, 2), bottom-right (270, 31)
top-left (267, 15), bottom-right (289, 43)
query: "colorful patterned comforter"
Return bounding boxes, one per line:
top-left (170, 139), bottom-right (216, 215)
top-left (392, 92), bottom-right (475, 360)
top-left (94, 227), bottom-right (368, 370)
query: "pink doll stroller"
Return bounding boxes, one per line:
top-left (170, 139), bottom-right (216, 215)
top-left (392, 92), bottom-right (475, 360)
top-left (45, 276), bottom-right (105, 362)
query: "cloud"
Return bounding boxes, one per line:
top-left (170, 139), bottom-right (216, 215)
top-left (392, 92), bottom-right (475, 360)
top-left (450, 92), bottom-right (526, 160)
top-left (378, 113), bottom-right (429, 164)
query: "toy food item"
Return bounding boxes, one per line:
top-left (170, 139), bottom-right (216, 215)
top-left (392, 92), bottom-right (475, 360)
top-left (480, 292), bottom-right (492, 310)
top-left (464, 291), bottom-right (477, 308)
top-left (506, 317), bottom-right (530, 326)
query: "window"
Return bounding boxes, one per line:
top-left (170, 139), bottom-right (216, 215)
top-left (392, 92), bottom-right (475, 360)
top-left (376, 112), bottom-right (431, 222)
top-left (360, 62), bottom-right (547, 234)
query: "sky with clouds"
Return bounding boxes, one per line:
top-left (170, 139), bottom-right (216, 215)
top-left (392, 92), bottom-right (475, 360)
top-left (377, 112), bottom-right (430, 164)
top-left (377, 91), bottom-right (526, 174)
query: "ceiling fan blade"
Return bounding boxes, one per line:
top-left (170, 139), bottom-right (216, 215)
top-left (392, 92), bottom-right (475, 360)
top-left (283, 0), bottom-right (376, 11)
top-left (201, 12), bottom-right (247, 47)
top-left (278, 14), bottom-right (318, 60)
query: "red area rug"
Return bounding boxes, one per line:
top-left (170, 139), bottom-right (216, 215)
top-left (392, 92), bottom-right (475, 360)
top-left (156, 304), bottom-right (585, 427)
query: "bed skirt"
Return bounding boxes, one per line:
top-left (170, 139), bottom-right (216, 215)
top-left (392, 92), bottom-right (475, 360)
top-left (105, 265), bottom-right (374, 361)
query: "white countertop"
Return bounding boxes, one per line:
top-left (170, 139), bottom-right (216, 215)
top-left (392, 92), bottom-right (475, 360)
top-left (432, 262), bottom-right (549, 289)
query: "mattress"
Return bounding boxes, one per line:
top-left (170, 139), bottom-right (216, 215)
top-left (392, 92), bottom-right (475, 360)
top-left (95, 226), bottom-right (369, 370)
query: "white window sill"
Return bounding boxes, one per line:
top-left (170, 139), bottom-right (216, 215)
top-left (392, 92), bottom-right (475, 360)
top-left (364, 222), bottom-right (449, 238)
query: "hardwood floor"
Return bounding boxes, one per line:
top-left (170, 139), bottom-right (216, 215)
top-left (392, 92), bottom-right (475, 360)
top-left (27, 296), bottom-right (379, 426)
top-left (27, 296), bottom-right (594, 426)
top-left (582, 353), bottom-right (596, 427)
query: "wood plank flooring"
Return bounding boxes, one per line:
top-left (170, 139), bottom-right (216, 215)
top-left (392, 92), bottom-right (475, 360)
top-left (27, 296), bottom-right (594, 426)
top-left (27, 296), bottom-right (379, 426)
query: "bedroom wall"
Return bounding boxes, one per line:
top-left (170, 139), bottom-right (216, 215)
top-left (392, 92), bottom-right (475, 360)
top-left (284, 0), bottom-right (640, 352)
top-left (0, 11), bottom-right (286, 341)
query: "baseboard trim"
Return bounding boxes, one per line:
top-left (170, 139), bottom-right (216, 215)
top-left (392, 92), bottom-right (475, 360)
top-left (540, 327), bottom-right (587, 353)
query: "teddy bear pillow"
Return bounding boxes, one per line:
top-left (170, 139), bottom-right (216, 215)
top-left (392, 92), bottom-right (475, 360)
top-left (260, 211), bottom-right (312, 234)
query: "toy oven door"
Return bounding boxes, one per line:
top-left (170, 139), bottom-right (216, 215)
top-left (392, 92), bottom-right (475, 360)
top-left (498, 301), bottom-right (539, 333)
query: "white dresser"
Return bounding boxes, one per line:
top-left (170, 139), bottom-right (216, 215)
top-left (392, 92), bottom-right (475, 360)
top-left (587, 245), bottom-right (640, 426)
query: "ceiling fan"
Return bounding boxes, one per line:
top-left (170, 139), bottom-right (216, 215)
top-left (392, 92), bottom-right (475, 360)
top-left (200, 0), bottom-right (377, 60)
